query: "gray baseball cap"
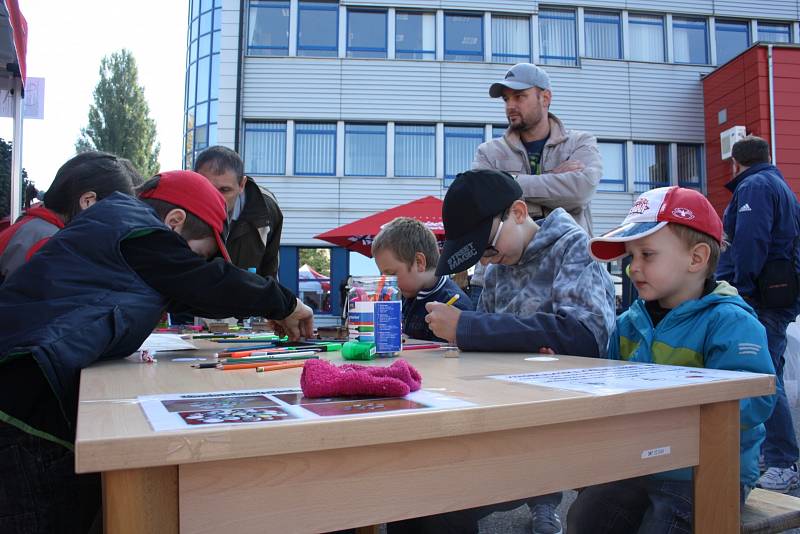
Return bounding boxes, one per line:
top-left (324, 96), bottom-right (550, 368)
top-left (489, 63), bottom-right (551, 98)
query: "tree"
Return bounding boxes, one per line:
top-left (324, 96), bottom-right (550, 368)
top-left (299, 248), bottom-right (331, 276)
top-left (76, 49), bottom-right (160, 178)
top-left (0, 138), bottom-right (29, 219)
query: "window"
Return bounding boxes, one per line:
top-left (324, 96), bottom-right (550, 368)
top-left (298, 249), bottom-right (332, 314)
top-left (396, 11), bottom-right (435, 60)
top-left (244, 122), bottom-right (286, 175)
top-left (539, 9), bottom-right (577, 66)
top-left (295, 123), bottom-right (336, 175)
top-left (492, 126), bottom-right (506, 139)
top-left (585, 11), bottom-right (621, 59)
top-left (677, 144), bottom-right (703, 190)
top-left (716, 20), bottom-right (750, 65)
top-left (673, 17), bottom-right (708, 64)
top-left (759, 22), bottom-right (791, 43)
top-left (629, 14), bottom-right (664, 62)
top-left (247, 1), bottom-right (289, 55)
top-left (185, 0), bottom-right (222, 168)
top-left (345, 124), bottom-right (386, 176)
top-left (444, 126), bottom-right (484, 185)
top-left (633, 143), bottom-right (670, 192)
top-left (347, 9), bottom-right (387, 58)
top-left (598, 142), bottom-right (626, 192)
top-left (297, 2), bottom-right (338, 57)
top-left (492, 16), bottom-right (530, 63)
top-left (444, 13), bottom-right (483, 61)
top-left (395, 125), bottom-right (435, 177)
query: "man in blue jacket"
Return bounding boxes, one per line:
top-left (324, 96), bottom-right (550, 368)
top-left (717, 135), bottom-right (800, 492)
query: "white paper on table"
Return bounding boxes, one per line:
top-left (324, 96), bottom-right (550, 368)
top-left (137, 333), bottom-right (197, 352)
top-left (490, 363), bottom-right (767, 396)
top-left (138, 387), bottom-right (474, 432)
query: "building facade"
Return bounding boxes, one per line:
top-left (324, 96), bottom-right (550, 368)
top-left (184, 0), bottom-right (799, 318)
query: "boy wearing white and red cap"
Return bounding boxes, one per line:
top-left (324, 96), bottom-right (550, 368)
top-left (0, 170), bottom-right (312, 532)
top-left (567, 186), bottom-right (776, 533)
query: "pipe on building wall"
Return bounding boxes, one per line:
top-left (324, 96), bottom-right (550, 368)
top-left (768, 44), bottom-right (777, 165)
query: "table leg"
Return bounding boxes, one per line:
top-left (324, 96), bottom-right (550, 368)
top-left (102, 465), bottom-right (179, 534)
top-left (694, 400), bottom-right (740, 533)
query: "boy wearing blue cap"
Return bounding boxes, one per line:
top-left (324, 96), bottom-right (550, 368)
top-left (568, 186), bottom-right (776, 533)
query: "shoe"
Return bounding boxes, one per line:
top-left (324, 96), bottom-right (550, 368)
top-left (531, 503), bottom-right (562, 534)
top-left (757, 464), bottom-right (800, 493)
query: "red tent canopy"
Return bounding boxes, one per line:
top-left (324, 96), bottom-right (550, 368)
top-left (314, 195), bottom-right (444, 257)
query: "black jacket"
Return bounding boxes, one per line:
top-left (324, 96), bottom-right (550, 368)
top-left (227, 178), bottom-right (284, 278)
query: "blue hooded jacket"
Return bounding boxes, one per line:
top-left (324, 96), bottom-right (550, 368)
top-left (608, 281), bottom-right (776, 486)
top-left (717, 163), bottom-right (800, 299)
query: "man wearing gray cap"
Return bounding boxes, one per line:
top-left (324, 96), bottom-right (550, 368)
top-left (465, 62), bottom-right (601, 534)
top-left (474, 62), bottom-right (602, 233)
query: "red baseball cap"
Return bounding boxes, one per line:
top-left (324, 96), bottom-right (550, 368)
top-left (139, 170), bottom-right (231, 262)
top-left (590, 186), bottom-right (723, 262)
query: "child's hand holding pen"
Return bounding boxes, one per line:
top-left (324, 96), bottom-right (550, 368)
top-left (423, 294), bottom-right (462, 344)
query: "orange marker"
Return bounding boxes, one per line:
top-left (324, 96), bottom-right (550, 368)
top-left (255, 361), bottom-right (306, 372)
top-left (218, 361), bottom-right (290, 371)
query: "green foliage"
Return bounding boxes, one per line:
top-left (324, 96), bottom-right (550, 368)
top-left (299, 248), bottom-right (331, 276)
top-left (76, 49), bottom-right (160, 178)
top-left (0, 137), bottom-right (29, 219)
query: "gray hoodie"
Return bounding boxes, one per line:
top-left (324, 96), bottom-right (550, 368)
top-left (456, 208), bottom-right (616, 356)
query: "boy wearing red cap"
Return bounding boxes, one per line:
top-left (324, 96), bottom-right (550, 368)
top-left (0, 170), bottom-right (312, 533)
top-left (567, 186), bottom-right (776, 533)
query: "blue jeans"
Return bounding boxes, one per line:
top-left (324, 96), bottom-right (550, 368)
top-left (758, 306), bottom-right (800, 468)
top-left (569, 477), bottom-right (753, 534)
top-left (0, 422), bottom-right (100, 534)
top-left (386, 492), bottom-right (561, 534)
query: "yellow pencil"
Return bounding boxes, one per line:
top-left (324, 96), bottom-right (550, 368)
top-left (445, 294), bottom-right (460, 306)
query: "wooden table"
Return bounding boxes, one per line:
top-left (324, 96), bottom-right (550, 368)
top-left (75, 345), bottom-right (774, 534)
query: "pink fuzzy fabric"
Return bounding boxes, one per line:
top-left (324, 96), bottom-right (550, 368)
top-left (300, 358), bottom-right (422, 398)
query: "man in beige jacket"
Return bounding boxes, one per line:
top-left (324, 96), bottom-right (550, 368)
top-left (465, 64), bottom-right (603, 533)
top-left (472, 62), bottom-right (602, 235)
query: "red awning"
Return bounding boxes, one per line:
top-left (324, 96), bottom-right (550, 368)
top-left (314, 196), bottom-right (444, 257)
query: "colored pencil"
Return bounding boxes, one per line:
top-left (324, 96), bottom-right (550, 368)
top-left (255, 362), bottom-right (306, 373)
top-left (218, 361), bottom-right (295, 371)
top-left (374, 274), bottom-right (386, 302)
top-left (218, 355), bottom-right (319, 364)
top-left (445, 294), bottom-right (461, 306)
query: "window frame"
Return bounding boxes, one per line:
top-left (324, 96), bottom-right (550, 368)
top-left (294, 122), bottom-right (337, 176)
top-left (597, 140), bottom-right (627, 192)
top-left (538, 8), bottom-right (578, 66)
top-left (627, 12), bottom-right (665, 62)
top-left (247, 0), bottom-right (291, 56)
top-left (344, 123), bottom-right (387, 177)
top-left (491, 14), bottom-right (531, 63)
top-left (633, 141), bottom-right (671, 193)
top-left (758, 21), bottom-right (792, 43)
top-left (243, 122), bottom-right (287, 176)
top-left (584, 10), bottom-right (622, 60)
top-left (394, 124), bottom-right (436, 178)
top-left (444, 12), bottom-right (485, 62)
top-left (677, 143), bottom-right (704, 191)
top-left (346, 8), bottom-right (389, 59)
top-left (672, 16), bottom-right (709, 65)
top-left (444, 125), bottom-right (485, 186)
top-left (715, 19), bottom-right (751, 65)
top-left (297, 1), bottom-right (340, 57)
top-left (395, 10), bottom-right (436, 60)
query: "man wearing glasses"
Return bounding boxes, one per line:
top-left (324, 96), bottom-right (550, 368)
top-left (389, 169), bottom-right (616, 534)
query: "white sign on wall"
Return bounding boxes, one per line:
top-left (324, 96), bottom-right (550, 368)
top-left (0, 77), bottom-right (45, 119)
